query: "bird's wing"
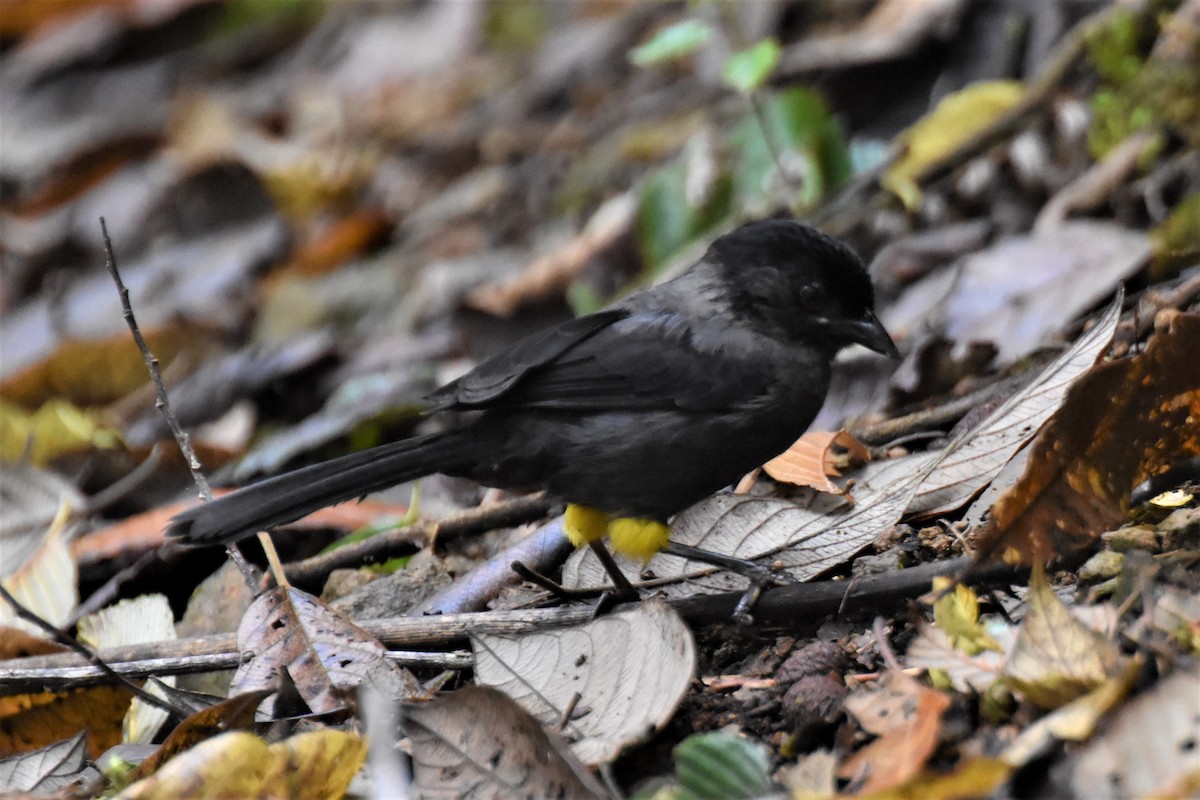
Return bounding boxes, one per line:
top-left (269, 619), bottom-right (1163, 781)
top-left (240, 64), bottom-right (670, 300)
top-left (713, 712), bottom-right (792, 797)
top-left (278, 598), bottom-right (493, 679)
top-left (427, 310), bottom-right (628, 408)
top-left (432, 310), bottom-right (774, 412)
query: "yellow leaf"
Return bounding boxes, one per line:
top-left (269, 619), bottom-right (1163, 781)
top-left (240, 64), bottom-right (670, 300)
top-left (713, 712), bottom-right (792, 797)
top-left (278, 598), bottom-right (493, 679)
top-left (1003, 565), bottom-right (1123, 709)
top-left (0, 398), bottom-right (120, 465)
top-left (883, 81), bottom-right (1025, 209)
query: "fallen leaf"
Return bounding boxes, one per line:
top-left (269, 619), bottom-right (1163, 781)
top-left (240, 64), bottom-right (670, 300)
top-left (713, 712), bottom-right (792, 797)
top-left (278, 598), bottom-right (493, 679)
top-left (116, 728), bottom-right (367, 800)
top-left (404, 685), bottom-right (605, 799)
top-left (1002, 657), bottom-right (1140, 767)
top-left (883, 223), bottom-right (1149, 366)
top-left (973, 312), bottom-right (1200, 566)
top-left (231, 586), bottom-right (421, 715)
top-left (466, 193), bottom-right (636, 317)
top-left (0, 685), bottom-right (133, 759)
top-left (0, 731), bottom-right (89, 793)
top-left (883, 80), bottom-right (1025, 209)
top-left (840, 670), bottom-right (951, 794)
top-left (907, 291), bottom-right (1121, 517)
top-left (762, 430), bottom-right (870, 493)
top-left (854, 757), bottom-right (1012, 800)
top-left (1002, 566), bottom-right (1123, 709)
top-left (473, 598), bottom-right (695, 765)
top-left (0, 398), bottom-right (122, 465)
top-left (77, 595), bottom-right (177, 745)
top-left (0, 504), bottom-right (77, 634)
top-left (124, 690), bottom-right (273, 784)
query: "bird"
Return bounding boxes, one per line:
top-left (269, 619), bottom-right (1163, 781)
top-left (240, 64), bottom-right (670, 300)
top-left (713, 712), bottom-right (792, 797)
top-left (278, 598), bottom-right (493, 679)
top-left (167, 219), bottom-right (898, 597)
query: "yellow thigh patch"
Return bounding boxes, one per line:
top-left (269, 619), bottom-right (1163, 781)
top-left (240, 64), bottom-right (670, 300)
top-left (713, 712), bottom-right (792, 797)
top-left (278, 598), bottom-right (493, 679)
top-left (564, 504), bottom-right (611, 547)
top-left (607, 518), bottom-right (670, 563)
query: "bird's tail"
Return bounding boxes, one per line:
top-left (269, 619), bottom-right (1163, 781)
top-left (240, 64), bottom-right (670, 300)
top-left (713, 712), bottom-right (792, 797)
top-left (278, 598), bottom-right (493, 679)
top-left (166, 429), bottom-right (478, 545)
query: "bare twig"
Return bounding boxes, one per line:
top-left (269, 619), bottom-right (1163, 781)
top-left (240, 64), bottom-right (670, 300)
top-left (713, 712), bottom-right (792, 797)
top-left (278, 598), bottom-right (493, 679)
top-left (99, 218), bottom-right (257, 588)
top-left (1, 556), bottom-right (1025, 693)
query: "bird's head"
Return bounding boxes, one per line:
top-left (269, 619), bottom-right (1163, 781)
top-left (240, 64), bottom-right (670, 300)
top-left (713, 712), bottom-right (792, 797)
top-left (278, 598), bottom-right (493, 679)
top-left (708, 219), bottom-right (899, 358)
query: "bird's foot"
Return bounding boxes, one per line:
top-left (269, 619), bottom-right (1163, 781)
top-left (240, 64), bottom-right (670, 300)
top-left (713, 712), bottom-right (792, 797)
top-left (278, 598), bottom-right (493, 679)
top-left (661, 541), bottom-right (795, 625)
top-left (510, 561), bottom-right (602, 601)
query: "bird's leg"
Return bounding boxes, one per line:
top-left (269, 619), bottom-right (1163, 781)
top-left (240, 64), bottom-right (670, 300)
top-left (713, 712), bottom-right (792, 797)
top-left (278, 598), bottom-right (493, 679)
top-left (510, 561), bottom-right (604, 600)
top-left (588, 540), bottom-right (639, 613)
top-left (510, 504), bottom-right (640, 610)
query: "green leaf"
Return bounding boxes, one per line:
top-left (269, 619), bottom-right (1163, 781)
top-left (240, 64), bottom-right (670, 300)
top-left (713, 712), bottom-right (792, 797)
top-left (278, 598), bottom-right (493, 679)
top-left (721, 38), bottom-right (780, 94)
top-left (636, 157), bottom-right (732, 271)
top-left (674, 732), bottom-right (773, 800)
top-left (729, 87), bottom-right (851, 212)
top-left (630, 19), bottom-right (713, 66)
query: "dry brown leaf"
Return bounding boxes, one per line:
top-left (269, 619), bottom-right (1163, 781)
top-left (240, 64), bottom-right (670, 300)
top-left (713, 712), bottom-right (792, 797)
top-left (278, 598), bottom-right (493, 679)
top-left (839, 670), bottom-right (951, 794)
top-left (124, 690), bottom-right (272, 784)
top-left (473, 598), bottom-right (694, 765)
top-left (404, 685), bottom-right (606, 800)
top-left (230, 586), bottom-right (421, 715)
top-left (0, 685), bottom-right (133, 759)
top-left (269, 210), bottom-right (392, 280)
top-left (973, 312), bottom-right (1200, 566)
top-left (762, 429), bottom-right (870, 493)
top-left (0, 627), bottom-right (66, 661)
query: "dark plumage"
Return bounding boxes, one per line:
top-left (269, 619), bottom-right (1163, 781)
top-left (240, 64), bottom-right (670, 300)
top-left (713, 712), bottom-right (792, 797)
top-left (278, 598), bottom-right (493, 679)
top-left (167, 219), bottom-right (897, 546)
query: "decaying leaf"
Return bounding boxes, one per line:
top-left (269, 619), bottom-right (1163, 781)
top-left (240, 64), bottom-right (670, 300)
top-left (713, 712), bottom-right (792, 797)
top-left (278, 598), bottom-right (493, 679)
top-left (231, 586), bottom-right (421, 715)
top-left (762, 429), bottom-right (870, 493)
top-left (0, 464), bottom-right (85, 575)
top-left (124, 690), bottom-right (274, 784)
top-left (466, 193), bottom-right (636, 317)
top-left (883, 223), bottom-right (1149, 366)
top-left (973, 312), bottom-right (1200, 566)
top-left (0, 398), bottom-right (121, 465)
top-left (882, 80), bottom-right (1025, 209)
top-left (839, 670), bottom-right (951, 794)
top-left (404, 685), bottom-right (605, 800)
top-left (473, 598), bottom-right (694, 765)
top-left (1002, 657), bottom-right (1140, 768)
top-left (0, 684), bottom-right (133, 759)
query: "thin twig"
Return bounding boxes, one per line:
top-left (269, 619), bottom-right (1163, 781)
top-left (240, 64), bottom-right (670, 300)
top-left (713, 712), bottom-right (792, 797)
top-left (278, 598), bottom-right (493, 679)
top-left (99, 218), bottom-right (257, 588)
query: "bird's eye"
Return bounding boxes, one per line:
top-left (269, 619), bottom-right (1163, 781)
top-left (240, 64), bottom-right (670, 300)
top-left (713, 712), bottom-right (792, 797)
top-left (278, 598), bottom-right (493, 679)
top-left (798, 283), bottom-right (824, 309)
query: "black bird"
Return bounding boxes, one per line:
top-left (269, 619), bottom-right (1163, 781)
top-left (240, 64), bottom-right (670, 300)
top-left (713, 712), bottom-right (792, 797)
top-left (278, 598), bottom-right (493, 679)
top-left (168, 220), bottom-right (898, 593)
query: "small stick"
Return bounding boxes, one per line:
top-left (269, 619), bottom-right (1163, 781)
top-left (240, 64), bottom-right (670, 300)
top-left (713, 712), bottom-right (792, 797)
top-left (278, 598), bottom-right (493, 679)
top-left (99, 218), bottom-right (258, 588)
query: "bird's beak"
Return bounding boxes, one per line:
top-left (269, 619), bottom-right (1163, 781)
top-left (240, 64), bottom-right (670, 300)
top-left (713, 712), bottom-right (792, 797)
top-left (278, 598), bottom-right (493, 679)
top-left (834, 310), bottom-right (900, 358)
